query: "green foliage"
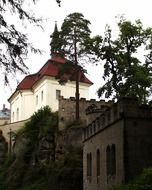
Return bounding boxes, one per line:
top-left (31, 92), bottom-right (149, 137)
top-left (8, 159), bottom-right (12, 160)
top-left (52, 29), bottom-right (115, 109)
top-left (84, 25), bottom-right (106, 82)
top-left (0, 106), bottom-right (83, 190)
top-left (1, 145), bottom-right (83, 190)
top-left (17, 106), bottom-right (58, 140)
top-left (1, 153), bottom-right (16, 169)
top-left (0, 0), bottom-right (42, 85)
top-left (0, 105), bottom-right (84, 190)
top-left (1, 0), bottom-right (60, 85)
top-left (15, 106), bottom-right (58, 164)
top-left (113, 168), bottom-right (152, 190)
top-left (0, 106), bottom-right (59, 190)
top-left (50, 12), bottom-right (97, 120)
top-left (94, 17), bottom-right (152, 103)
top-left (54, 59), bottom-right (86, 85)
top-left (50, 12), bottom-right (98, 65)
top-left (19, 178), bottom-right (47, 190)
top-left (20, 165), bottom-right (48, 190)
top-left (48, 146), bottom-right (83, 190)
top-left (60, 12), bottom-right (91, 60)
top-left (0, 153), bottom-right (16, 181)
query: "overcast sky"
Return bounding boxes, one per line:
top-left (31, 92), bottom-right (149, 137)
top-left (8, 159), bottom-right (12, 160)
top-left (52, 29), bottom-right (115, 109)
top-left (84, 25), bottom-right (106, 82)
top-left (1, 0), bottom-right (152, 108)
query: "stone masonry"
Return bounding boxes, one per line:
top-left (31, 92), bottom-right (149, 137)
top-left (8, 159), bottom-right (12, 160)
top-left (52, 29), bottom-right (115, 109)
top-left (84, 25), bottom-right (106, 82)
top-left (83, 97), bottom-right (152, 190)
top-left (58, 96), bottom-right (113, 130)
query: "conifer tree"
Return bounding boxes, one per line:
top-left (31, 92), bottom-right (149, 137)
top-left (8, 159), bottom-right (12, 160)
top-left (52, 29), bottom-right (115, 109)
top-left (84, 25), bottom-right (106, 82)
top-left (60, 12), bottom-right (91, 62)
top-left (55, 13), bottom-right (93, 120)
top-left (50, 13), bottom-right (95, 120)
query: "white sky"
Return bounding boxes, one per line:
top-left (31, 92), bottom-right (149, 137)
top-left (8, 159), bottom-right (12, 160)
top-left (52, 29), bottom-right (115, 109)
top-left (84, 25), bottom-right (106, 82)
top-left (1, 0), bottom-right (152, 108)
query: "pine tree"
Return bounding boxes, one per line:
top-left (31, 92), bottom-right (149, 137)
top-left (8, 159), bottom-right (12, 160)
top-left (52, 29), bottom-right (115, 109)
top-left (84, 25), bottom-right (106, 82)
top-left (50, 13), bottom-right (96, 120)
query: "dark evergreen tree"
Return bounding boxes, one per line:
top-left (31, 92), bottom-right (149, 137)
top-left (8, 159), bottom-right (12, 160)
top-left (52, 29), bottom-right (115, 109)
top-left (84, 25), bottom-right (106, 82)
top-left (60, 12), bottom-right (91, 62)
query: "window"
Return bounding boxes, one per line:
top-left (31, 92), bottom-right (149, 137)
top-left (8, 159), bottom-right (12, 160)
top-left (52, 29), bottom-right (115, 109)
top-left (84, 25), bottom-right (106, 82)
top-left (36, 95), bottom-right (38, 105)
top-left (93, 121), bottom-right (96, 133)
top-left (106, 144), bottom-right (116, 177)
top-left (87, 127), bottom-right (89, 137)
top-left (96, 118), bottom-right (100, 130)
top-left (102, 115), bottom-right (105, 126)
top-left (41, 91), bottom-right (43, 101)
top-left (87, 152), bottom-right (92, 177)
top-left (96, 149), bottom-right (100, 177)
top-left (107, 110), bottom-right (111, 123)
top-left (16, 108), bottom-right (19, 121)
top-left (12, 112), bottom-right (14, 122)
top-left (90, 153), bottom-right (92, 176)
top-left (90, 125), bottom-right (92, 136)
top-left (56, 90), bottom-right (61, 100)
top-left (84, 128), bottom-right (86, 139)
top-left (111, 144), bottom-right (116, 175)
top-left (106, 146), bottom-right (111, 176)
top-left (87, 153), bottom-right (90, 176)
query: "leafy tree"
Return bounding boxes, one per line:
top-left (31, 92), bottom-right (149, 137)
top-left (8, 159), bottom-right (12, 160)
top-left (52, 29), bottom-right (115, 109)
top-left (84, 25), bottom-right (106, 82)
top-left (0, 0), bottom-right (60, 85)
top-left (94, 18), bottom-right (152, 103)
top-left (17, 106), bottom-right (58, 142)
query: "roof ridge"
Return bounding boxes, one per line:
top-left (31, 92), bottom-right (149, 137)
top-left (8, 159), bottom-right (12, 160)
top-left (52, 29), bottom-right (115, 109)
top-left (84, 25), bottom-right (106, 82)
top-left (9, 56), bottom-right (93, 95)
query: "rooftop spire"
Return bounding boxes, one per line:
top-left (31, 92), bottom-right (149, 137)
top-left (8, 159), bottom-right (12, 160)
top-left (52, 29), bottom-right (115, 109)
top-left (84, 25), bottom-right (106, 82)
top-left (50, 21), bottom-right (62, 57)
top-left (54, 21), bottom-right (58, 32)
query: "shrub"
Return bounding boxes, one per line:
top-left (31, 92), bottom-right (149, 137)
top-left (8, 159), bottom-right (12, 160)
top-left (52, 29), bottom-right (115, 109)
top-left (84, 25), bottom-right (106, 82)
top-left (113, 168), bottom-right (152, 190)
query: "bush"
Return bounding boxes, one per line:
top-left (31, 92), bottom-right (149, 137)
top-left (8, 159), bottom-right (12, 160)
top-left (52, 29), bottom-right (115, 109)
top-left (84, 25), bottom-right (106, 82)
top-left (113, 168), bottom-right (152, 190)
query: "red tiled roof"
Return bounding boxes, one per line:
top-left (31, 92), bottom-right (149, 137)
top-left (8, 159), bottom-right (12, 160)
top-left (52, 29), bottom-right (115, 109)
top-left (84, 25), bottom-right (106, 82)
top-left (16, 55), bottom-right (93, 90)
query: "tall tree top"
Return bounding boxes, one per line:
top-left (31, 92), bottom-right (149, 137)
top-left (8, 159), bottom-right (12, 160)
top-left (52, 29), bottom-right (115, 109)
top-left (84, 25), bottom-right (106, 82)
top-left (60, 12), bottom-right (92, 62)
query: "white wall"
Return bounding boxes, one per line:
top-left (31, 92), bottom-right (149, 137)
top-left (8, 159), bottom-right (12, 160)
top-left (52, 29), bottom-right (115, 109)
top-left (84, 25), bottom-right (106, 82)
top-left (10, 92), bottom-right (22, 122)
top-left (10, 76), bottom-right (90, 122)
top-left (21, 91), bottom-right (34, 120)
top-left (45, 77), bottom-right (89, 111)
top-left (10, 90), bottom-right (34, 123)
top-left (33, 78), bottom-right (48, 112)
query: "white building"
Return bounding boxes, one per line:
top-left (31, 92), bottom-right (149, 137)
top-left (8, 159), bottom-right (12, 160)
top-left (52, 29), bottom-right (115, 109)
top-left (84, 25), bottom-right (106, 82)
top-left (8, 55), bottom-right (93, 123)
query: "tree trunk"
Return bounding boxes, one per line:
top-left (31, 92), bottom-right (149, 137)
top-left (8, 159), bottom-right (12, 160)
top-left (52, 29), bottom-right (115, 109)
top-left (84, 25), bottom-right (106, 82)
top-left (74, 29), bottom-right (79, 120)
